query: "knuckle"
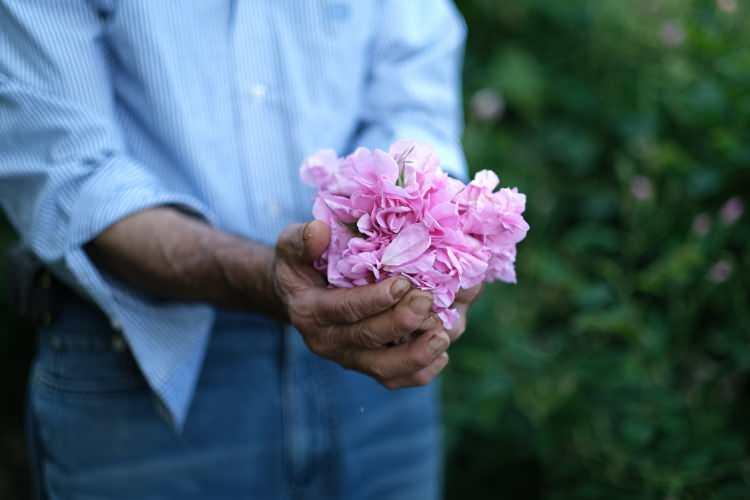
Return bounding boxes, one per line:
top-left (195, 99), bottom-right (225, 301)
top-left (277, 225), bottom-right (301, 256)
top-left (382, 379), bottom-right (399, 391)
top-left (287, 294), bottom-right (307, 318)
top-left (304, 334), bottom-right (325, 356)
top-left (368, 361), bottom-right (388, 382)
top-left (306, 326), bottom-right (336, 358)
top-left (275, 226), bottom-right (292, 248)
top-left (296, 293), bottom-right (329, 328)
top-left (310, 309), bottom-right (327, 329)
top-left (408, 349), bottom-right (432, 370)
top-left (349, 323), bottom-right (381, 349)
top-left (420, 315), bottom-right (441, 331)
top-left (376, 282), bottom-right (398, 307)
top-left (290, 292), bottom-right (322, 326)
top-left (458, 284), bottom-right (482, 303)
top-left (337, 298), bottom-right (362, 323)
top-left (450, 321), bottom-right (467, 341)
top-left (413, 371), bottom-right (433, 387)
top-left (393, 308), bottom-right (420, 334)
top-left (337, 350), bottom-right (359, 371)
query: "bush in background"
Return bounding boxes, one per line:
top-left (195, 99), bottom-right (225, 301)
top-left (445, 0), bottom-right (749, 498)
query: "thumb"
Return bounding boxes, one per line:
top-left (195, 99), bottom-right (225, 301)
top-left (277, 220), bottom-right (330, 263)
top-left (302, 220), bottom-right (330, 261)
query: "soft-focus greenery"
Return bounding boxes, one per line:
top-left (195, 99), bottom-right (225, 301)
top-left (444, 0), bottom-right (749, 498)
top-left (1, 0), bottom-right (749, 498)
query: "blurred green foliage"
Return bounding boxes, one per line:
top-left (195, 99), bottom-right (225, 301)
top-left (1, 0), bottom-right (749, 499)
top-left (445, 0), bottom-right (750, 498)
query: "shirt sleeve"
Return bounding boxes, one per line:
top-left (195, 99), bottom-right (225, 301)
top-left (0, 0), bottom-right (214, 429)
top-left (353, 0), bottom-right (469, 181)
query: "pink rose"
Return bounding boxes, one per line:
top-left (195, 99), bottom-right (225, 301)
top-left (300, 141), bottom-right (530, 327)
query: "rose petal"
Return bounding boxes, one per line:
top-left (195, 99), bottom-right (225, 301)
top-left (381, 223), bottom-right (431, 267)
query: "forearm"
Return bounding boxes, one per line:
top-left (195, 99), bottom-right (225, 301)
top-left (85, 206), bottom-right (286, 319)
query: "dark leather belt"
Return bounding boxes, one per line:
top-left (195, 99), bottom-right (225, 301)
top-left (4, 242), bottom-right (106, 329)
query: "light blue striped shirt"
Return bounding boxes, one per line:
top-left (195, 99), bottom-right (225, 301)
top-left (0, 0), bottom-right (467, 428)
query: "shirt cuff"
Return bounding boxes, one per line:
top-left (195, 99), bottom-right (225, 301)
top-left (58, 155), bottom-right (217, 430)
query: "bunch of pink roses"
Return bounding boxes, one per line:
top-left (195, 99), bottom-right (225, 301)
top-left (300, 140), bottom-right (529, 328)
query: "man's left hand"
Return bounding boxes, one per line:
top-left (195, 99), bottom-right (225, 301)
top-left (447, 284), bottom-right (483, 342)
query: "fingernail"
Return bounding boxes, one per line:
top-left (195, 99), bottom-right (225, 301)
top-left (409, 294), bottom-right (432, 315)
top-left (419, 314), bottom-right (440, 331)
top-left (390, 278), bottom-right (411, 299)
top-left (428, 333), bottom-right (448, 356)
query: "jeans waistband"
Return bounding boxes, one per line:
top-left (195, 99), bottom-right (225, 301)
top-left (37, 289), bottom-right (117, 350)
top-left (37, 288), bottom-right (287, 355)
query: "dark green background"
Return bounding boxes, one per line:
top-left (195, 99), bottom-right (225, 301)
top-left (2, 0), bottom-right (749, 498)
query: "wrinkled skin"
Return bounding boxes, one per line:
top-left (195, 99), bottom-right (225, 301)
top-left (271, 220), bottom-right (482, 389)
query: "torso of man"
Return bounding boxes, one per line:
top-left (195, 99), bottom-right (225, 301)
top-left (104, 1), bottom-right (376, 242)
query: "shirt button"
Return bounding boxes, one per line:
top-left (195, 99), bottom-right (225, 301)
top-left (327, 2), bottom-right (351, 22)
top-left (249, 83), bottom-right (267, 100)
top-left (50, 336), bottom-right (63, 351)
top-left (112, 335), bottom-right (126, 352)
top-left (153, 397), bottom-right (172, 425)
top-left (268, 200), bottom-right (281, 217)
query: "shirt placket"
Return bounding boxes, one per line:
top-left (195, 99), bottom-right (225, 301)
top-left (232, 2), bottom-right (292, 245)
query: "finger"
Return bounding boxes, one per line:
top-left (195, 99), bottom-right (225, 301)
top-left (455, 283), bottom-right (483, 304)
top-left (340, 290), bottom-right (434, 347)
top-left (303, 220), bottom-right (331, 261)
top-left (312, 276), bottom-right (412, 325)
top-left (346, 329), bottom-right (450, 381)
top-left (389, 314), bottom-right (441, 346)
top-left (276, 220), bottom-right (331, 263)
top-left (419, 313), bottom-right (443, 332)
top-left (384, 352), bottom-right (450, 390)
top-left (446, 303), bottom-right (468, 342)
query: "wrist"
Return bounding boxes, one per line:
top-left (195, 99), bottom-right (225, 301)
top-left (264, 249), bottom-right (290, 322)
top-left (203, 231), bottom-right (281, 318)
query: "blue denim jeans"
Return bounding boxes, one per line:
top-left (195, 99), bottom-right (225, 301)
top-left (26, 296), bottom-right (442, 500)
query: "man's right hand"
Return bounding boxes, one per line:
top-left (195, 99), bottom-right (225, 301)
top-left (88, 207), bottom-right (451, 389)
top-left (272, 220), bottom-right (451, 389)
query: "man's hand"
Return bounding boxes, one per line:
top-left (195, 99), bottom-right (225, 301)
top-left (272, 221), bottom-right (451, 389)
top-left (446, 283), bottom-right (483, 343)
top-left (88, 207), bottom-right (461, 389)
